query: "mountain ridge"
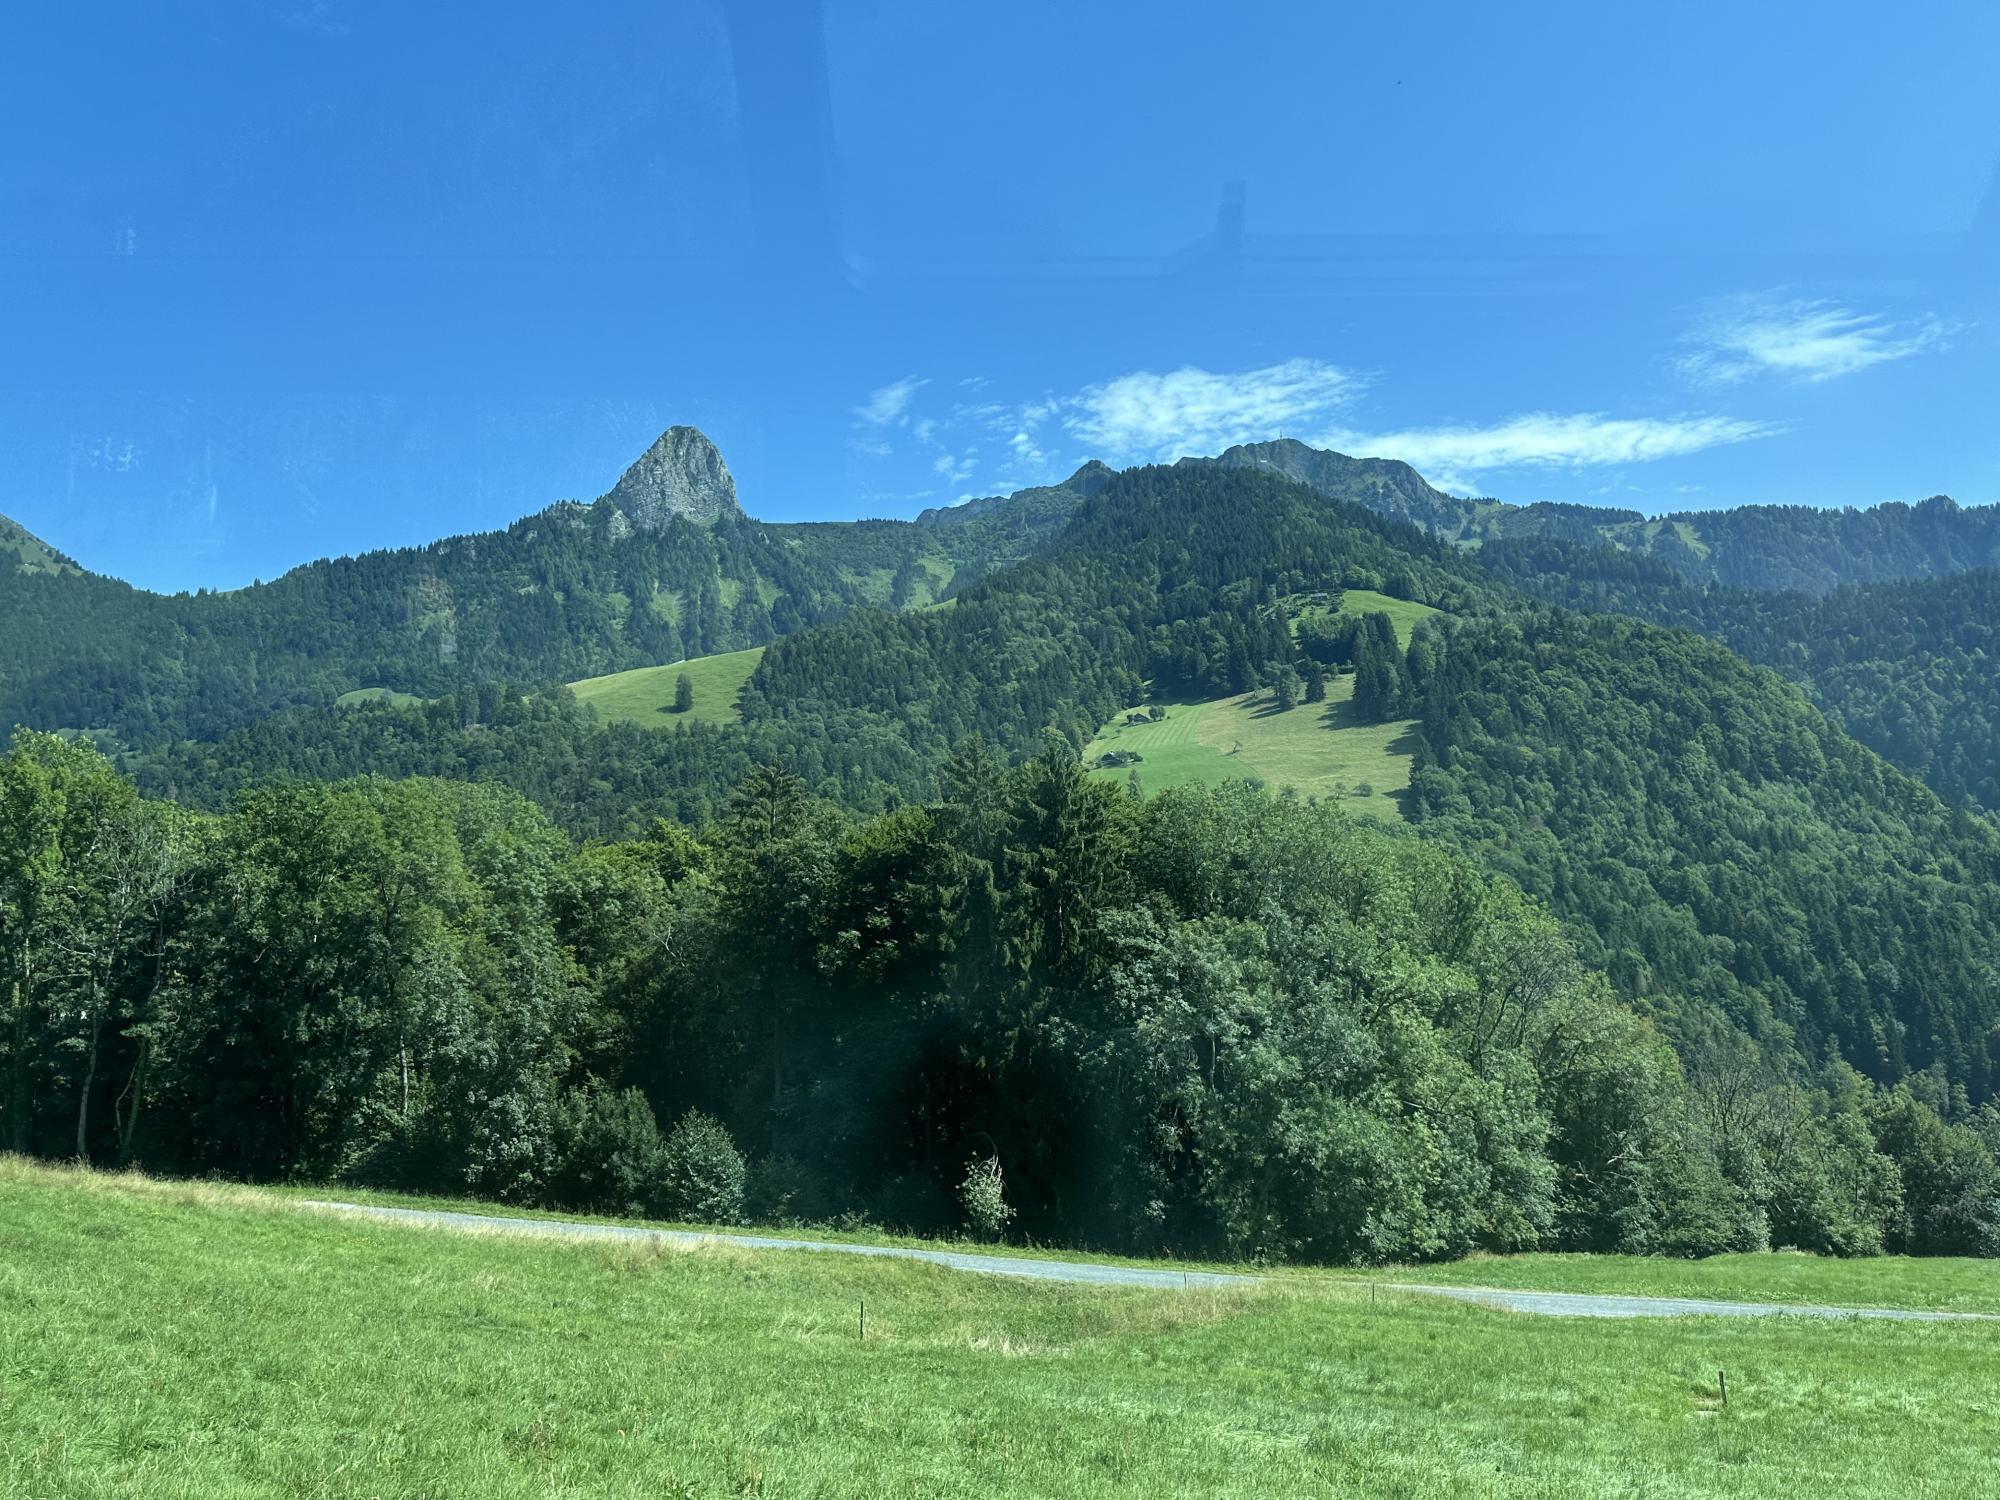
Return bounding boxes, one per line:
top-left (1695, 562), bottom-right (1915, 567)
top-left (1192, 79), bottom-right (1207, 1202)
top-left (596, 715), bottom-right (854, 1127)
top-left (9, 420), bottom-right (1995, 602)
top-left (0, 515), bottom-right (80, 577)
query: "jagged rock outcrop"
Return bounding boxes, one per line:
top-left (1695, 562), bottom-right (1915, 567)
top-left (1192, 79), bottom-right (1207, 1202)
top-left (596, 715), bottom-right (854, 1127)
top-left (599, 426), bottom-right (743, 529)
top-left (1186, 439), bottom-right (1480, 536)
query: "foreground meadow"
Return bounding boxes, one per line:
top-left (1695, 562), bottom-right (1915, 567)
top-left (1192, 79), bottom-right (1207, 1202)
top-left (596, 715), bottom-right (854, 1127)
top-left (3, 1160), bottom-right (1997, 1498)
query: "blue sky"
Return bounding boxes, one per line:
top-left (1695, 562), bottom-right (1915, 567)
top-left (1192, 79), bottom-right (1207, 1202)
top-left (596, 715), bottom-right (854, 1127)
top-left (3, 0), bottom-right (1997, 592)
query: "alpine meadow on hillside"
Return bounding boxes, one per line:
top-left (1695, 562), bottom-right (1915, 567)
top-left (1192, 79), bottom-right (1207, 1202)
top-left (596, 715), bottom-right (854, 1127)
top-left (7, 2), bottom-right (2000, 1494)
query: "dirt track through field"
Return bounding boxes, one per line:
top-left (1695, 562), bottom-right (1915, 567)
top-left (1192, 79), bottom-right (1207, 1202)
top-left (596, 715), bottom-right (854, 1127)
top-left (302, 1201), bottom-right (1997, 1322)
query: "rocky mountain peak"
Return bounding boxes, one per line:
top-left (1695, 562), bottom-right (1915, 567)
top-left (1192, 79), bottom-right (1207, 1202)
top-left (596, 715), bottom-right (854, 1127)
top-left (599, 426), bottom-right (743, 529)
top-left (1066, 460), bottom-right (1115, 495)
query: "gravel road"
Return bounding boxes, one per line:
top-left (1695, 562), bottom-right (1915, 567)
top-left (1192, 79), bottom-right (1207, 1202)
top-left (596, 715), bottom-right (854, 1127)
top-left (302, 1200), bottom-right (1994, 1322)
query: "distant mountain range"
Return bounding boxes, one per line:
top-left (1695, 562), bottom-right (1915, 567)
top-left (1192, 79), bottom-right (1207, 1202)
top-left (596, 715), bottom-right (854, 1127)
top-left (4, 422), bottom-right (1999, 775)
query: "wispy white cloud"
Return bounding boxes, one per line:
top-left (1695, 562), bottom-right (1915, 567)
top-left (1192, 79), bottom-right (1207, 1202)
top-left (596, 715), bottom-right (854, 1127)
top-left (854, 376), bottom-right (929, 427)
top-left (1678, 294), bottom-right (1956, 385)
top-left (853, 357), bottom-right (1772, 507)
top-left (1063, 359), bottom-right (1363, 462)
top-left (1324, 412), bottom-right (1773, 490)
top-left (932, 447), bottom-right (978, 484)
top-left (850, 376), bottom-right (933, 460)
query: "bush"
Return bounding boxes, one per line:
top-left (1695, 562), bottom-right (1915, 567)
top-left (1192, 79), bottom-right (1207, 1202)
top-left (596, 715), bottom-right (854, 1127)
top-left (959, 1156), bottom-right (1015, 1242)
top-left (551, 1086), bottom-right (664, 1217)
top-left (659, 1110), bottom-right (747, 1225)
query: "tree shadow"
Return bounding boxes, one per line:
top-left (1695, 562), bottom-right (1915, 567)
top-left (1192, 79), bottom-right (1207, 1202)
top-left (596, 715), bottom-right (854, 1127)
top-left (1246, 694), bottom-right (1296, 720)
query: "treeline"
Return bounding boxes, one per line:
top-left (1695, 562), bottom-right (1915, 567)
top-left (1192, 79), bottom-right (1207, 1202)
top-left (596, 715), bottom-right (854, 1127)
top-left (1296, 608), bottom-right (1434, 722)
top-left (130, 689), bottom-right (761, 840)
top-left (1480, 538), bottom-right (2000, 810)
top-left (9, 730), bottom-right (1997, 1259)
top-left (1647, 496), bottom-right (2000, 592)
top-left (1480, 494), bottom-right (2000, 592)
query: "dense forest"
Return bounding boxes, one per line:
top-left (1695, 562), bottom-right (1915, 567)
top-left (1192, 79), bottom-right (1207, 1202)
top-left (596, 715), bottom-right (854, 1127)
top-left (9, 731), bottom-right (1996, 1261)
top-left (1407, 610), bottom-right (2000, 1092)
top-left (101, 465), bottom-right (2000, 1120)
top-left (1479, 539), bottom-right (2000, 810)
top-left (6, 432), bottom-right (1996, 751)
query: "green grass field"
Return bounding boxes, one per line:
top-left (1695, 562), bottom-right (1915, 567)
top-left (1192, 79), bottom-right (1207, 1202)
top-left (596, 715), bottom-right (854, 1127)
top-left (5, 1159), bottom-right (1999, 1498)
top-left (334, 686), bottom-right (425, 709)
top-left (1084, 675), bottom-right (1418, 819)
top-left (1083, 589), bottom-right (1442, 818)
top-left (1299, 586), bottom-right (1442, 645)
top-left (568, 647), bottom-right (764, 730)
top-left (0, 516), bottom-right (76, 576)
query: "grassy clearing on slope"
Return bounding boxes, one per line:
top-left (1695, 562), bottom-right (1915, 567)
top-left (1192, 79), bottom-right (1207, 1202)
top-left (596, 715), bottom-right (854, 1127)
top-left (568, 646), bottom-right (763, 730)
top-left (334, 686), bottom-right (425, 709)
top-left (1085, 672), bottom-right (1418, 820)
top-left (0, 516), bottom-right (76, 576)
top-left (1297, 586), bottom-right (1442, 645)
top-left (1378, 1250), bottom-right (2000, 1315)
top-left (5, 1159), bottom-right (1999, 1499)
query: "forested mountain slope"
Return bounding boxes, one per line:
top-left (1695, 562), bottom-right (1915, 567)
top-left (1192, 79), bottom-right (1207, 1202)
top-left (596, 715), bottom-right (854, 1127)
top-left (8, 421), bottom-right (1994, 756)
top-left (17, 435), bottom-right (2000, 1126)
top-left (0, 516), bottom-right (78, 577)
top-left (1409, 610), bottom-right (2000, 1093)
top-left (739, 463), bottom-right (1492, 785)
top-left (1479, 539), bottom-right (2000, 811)
top-left (739, 466), bottom-right (2000, 1103)
top-left (0, 436), bottom-right (1134, 747)
top-left (1189, 437), bottom-right (2000, 591)
top-left (913, 460), bottom-right (1114, 585)
top-left (125, 460), bottom-right (2000, 1113)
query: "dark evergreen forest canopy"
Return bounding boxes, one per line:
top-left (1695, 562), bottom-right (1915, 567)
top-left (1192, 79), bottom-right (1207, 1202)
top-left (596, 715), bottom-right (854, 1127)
top-left (6, 430), bottom-right (2000, 1263)
top-left (1478, 537), bottom-right (2000, 813)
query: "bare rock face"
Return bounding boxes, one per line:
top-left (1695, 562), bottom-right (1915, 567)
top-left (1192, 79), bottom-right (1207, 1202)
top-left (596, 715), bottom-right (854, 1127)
top-left (600, 426), bottom-right (743, 528)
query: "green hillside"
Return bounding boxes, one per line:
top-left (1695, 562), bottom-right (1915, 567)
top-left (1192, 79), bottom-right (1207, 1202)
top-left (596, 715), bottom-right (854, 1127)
top-left (0, 514), bottom-right (77, 576)
top-left (1211, 436), bottom-right (2000, 592)
top-left (1082, 589), bottom-right (1439, 816)
top-left (568, 646), bottom-right (763, 728)
top-left (1478, 538), bottom-right (2000, 812)
top-left (1305, 586), bottom-right (1441, 643)
top-left (1084, 680), bottom-right (1418, 819)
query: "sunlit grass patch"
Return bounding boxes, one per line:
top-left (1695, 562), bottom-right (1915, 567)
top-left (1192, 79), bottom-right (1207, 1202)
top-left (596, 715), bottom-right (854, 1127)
top-left (1085, 674), bottom-right (1417, 819)
top-left (568, 646), bottom-right (764, 729)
